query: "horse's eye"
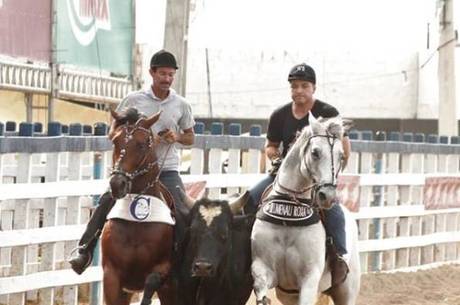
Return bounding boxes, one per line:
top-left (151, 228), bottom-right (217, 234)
top-left (311, 148), bottom-right (321, 159)
top-left (136, 142), bottom-right (147, 150)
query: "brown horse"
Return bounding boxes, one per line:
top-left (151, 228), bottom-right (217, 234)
top-left (102, 108), bottom-right (175, 305)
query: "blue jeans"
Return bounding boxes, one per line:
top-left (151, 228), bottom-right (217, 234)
top-left (248, 174), bottom-right (347, 255)
top-left (323, 204), bottom-right (347, 255)
top-left (247, 174), bottom-right (275, 213)
top-left (159, 170), bottom-right (188, 215)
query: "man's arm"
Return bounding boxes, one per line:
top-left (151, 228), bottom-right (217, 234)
top-left (177, 127), bottom-right (195, 146)
top-left (341, 136), bottom-right (351, 170)
top-left (265, 139), bottom-right (281, 161)
top-left (160, 127), bottom-right (195, 146)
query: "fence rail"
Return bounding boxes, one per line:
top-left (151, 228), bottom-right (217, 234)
top-left (1, 131), bottom-right (460, 304)
top-left (0, 59), bottom-right (132, 104)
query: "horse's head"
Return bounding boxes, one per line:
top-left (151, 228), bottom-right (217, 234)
top-left (299, 115), bottom-right (346, 209)
top-left (108, 108), bottom-right (161, 199)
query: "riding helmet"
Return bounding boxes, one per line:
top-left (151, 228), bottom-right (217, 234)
top-left (150, 50), bottom-right (178, 69)
top-left (288, 63), bottom-right (316, 84)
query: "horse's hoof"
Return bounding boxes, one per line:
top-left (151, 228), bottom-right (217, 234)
top-left (256, 296), bottom-right (271, 305)
top-left (140, 300), bottom-right (151, 305)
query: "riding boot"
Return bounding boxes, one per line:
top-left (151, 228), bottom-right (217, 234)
top-left (69, 192), bottom-right (115, 274)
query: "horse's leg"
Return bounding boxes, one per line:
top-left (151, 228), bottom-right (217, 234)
top-left (252, 258), bottom-right (275, 305)
top-left (326, 284), bottom-right (353, 305)
top-left (298, 270), bottom-right (322, 305)
top-left (157, 277), bottom-right (175, 305)
top-left (325, 276), bottom-right (360, 305)
top-left (139, 272), bottom-right (163, 305)
top-left (140, 259), bottom-right (173, 305)
top-left (103, 265), bottom-right (131, 305)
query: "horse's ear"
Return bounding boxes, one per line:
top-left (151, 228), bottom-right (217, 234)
top-left (342, 118), bottom-right (354, 134)
top-left (108, 109), bottom-right (121, 139)
top-left (143, 111), bottom-right (162, 128)
top-left (308, 112), bottom-right (321, 135)
top-left (110, 108), bottom-right (121, 121)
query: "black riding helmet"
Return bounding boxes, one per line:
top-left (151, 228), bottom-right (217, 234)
top-left (150, 50), bottom-right (178, 69)
top-left (288, 63), bottom-right (316, 84)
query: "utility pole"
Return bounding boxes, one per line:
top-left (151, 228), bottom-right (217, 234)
top-left (205, 48), bottom-right (213, 118)
top-left (163, 0), bottom-right (191, 96)
top-left (437, 0), bottom-right (457, 136)
top-left (49, 0), bottom-right (58, 123)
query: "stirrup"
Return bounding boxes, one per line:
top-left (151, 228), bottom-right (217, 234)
top-left (68, 244), bottom-right (87, 259)
top-left (331, 255), bottom-right (349, 286)
top-left (68, 245), bottom-right (93, 275)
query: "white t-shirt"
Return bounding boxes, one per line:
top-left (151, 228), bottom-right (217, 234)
top-left (116, 87), bottom-right (195, 171)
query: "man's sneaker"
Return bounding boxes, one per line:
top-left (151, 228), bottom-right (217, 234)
top-left (330, 255), bottom-right (349, 286)
top-left (69, 249), bottom-right (92, 275)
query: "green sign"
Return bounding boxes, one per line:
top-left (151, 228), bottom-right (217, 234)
top-left (56, 0), bottom-right (133, 75)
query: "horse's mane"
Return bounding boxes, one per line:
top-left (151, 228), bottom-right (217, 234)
top-left (319, 116), bottom-right (344, 139)
top-left (296, 116), bottom-right (344, 145)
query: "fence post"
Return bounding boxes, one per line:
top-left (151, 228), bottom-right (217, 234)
top-left (358, 130), bottom-right (373, 273)
top-left (208, 122), bottom-right (223, 199)
top-left (9, 123), bottom-right (33, 305)
top-left (371, 131), bottom-right (385, 271)
top-left (246, 125), bottom-right (262, 174)
top-left (89, 124), bottom-right (108, 305)
top-left (422, 134), bottom-right (438, 265)
top-left (396, 132), bottom-right (414, 269)
top-left (382, 132), bottom-right (401, 270)
top-left (64, 124), bottom-right (83, 305)
top-left (446, 136), bottom-right (460, 261)
top-left (37, 123), bottom-right (63, 305)
top-left (227, 123), bottom-right (241, 195)
top-left (344, 130), bottom-right (359, 174)
top-left (409, 133), bottom-right (425, 267)
top-left (191, 122), bottom-right (205, 175)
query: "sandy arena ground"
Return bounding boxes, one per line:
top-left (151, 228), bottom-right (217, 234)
top-left (246, 264), bottom-right (460, 305)
top-left (17, 263), bottom-right (460, 305)
top-left (356, 264), bottom-right (460, 305)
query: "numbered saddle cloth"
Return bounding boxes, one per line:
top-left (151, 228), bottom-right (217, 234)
top-left (107, 194), bottom-right (175, 225)
top-left (256, 192), bottom-right (319, 227)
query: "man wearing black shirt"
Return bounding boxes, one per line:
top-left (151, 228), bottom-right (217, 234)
top-left (247, 63), bottom-right (350, 286)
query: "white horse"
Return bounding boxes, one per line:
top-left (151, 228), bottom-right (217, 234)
top-left (251, 115), bottom-right (360, 305)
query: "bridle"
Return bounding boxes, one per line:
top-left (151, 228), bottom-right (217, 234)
top-left (110, 120), bottom-right (170, 195)
top-left (275, 131), bottom-right (342, 201)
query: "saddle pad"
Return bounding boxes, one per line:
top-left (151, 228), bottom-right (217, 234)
top-left (107, 194), bottom-right (175, 225)
top-left (256, 194), bottom-right (320, 226)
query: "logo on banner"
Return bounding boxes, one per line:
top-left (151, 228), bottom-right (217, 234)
top-left (424, 177), bottom-right (460, 210)
top-left (129, 196), bottom-right (151, 221)
top-left (67, 0), bottom-right (111, 46)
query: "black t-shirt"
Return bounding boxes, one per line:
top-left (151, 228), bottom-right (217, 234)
top-left (266, 100), bottom-right (339, 157)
